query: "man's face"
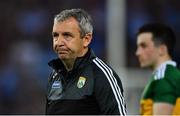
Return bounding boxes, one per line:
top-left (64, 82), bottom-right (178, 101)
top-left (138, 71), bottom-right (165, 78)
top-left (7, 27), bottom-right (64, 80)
top-left (52, 17), bottom-right (88, 61)
top-left (136, 32), bottom-right (160, 68)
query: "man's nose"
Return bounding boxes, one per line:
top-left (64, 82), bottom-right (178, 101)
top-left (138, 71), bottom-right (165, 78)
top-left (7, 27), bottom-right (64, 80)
top-left (55, 36), bottom-right (65, 46)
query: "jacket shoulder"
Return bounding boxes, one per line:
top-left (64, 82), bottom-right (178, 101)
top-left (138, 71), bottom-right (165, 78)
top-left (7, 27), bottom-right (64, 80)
top-left (91, 57), bottom-right (117, 78)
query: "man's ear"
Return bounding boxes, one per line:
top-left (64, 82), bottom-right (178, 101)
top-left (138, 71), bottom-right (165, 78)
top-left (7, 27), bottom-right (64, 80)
top-left (159, 44), bottom-right (168, 56)
top-left (83, 33), bottom-right (92, 47)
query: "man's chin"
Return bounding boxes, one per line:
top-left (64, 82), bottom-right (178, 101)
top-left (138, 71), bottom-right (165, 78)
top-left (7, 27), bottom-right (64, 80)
top-left (140, 63), bottom-right (149, 68)
top-left (58, 54), bottom-right (68, 60)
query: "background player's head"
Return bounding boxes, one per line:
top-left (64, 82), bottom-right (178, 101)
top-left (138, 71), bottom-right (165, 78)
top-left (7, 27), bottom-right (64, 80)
top-left (135, 23), bottom-right (176, 69)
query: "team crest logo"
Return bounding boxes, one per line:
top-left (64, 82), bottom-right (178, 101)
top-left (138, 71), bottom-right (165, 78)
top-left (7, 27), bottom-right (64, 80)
top-left (77, 76), bottom-right (86, 88)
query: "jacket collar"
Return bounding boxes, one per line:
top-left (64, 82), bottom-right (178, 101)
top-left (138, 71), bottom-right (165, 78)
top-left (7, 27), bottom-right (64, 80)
top-left (48, 48), bottom-right (96, 72)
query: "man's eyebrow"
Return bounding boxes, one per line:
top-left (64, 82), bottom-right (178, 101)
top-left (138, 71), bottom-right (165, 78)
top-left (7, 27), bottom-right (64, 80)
top-left (62, 32), bottom-right (74, 37)
top-left (52, 32), bottom-right (59, 37)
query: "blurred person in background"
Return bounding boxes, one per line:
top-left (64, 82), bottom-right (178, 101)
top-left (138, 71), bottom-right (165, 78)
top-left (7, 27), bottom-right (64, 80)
top-left (46, 8), bottom-right (126, 115)
top-left (136, 23), bottom-right (180, 115)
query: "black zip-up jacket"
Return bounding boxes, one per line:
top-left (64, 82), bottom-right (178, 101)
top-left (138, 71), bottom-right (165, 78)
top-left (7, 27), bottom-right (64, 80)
top-left (46, 49), bottom-right (126, 115)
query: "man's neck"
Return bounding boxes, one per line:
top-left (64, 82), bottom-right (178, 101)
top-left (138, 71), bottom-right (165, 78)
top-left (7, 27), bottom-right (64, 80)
top-left (62, 48), bottom-right (89, 72)
top-left (153, 55), bottom-right (172, 71)
top-left (62, 59), bottom-right (75, 72)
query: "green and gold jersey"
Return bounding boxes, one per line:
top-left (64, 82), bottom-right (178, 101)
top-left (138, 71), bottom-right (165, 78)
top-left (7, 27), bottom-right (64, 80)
top-left (140, 60), bottom-right (180, 115)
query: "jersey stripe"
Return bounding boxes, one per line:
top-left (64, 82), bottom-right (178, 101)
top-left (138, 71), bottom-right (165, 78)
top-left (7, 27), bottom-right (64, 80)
top-left (93, 57), bottom-right (126, 115)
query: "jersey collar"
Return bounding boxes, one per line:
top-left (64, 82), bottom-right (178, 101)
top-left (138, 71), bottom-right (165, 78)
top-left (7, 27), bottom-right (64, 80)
top-left (153, 60), bottom-right (177, 80)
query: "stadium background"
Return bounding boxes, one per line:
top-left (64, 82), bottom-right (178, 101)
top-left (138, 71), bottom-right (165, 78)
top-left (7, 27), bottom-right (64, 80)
top-left (0, 0), bottom-right (180, 114)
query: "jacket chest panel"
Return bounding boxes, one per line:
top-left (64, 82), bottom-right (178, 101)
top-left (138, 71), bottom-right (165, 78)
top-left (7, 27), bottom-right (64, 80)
top-left (48, 71), bottom-right (93, 101)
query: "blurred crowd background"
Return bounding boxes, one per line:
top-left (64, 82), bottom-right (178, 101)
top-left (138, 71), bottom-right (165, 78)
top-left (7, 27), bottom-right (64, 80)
top-left (0, 0), bottom-right (180, 114)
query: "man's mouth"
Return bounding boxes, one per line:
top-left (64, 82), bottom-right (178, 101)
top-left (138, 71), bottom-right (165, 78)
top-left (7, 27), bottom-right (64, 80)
top-left (57, 50), bottom-right (68, 54)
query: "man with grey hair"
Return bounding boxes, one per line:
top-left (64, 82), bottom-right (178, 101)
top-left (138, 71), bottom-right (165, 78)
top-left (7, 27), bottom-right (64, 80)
top-left (46, 8), bottom-right (126, 115)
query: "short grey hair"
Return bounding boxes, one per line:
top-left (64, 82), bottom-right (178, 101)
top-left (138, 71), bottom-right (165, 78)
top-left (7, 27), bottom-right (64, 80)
top-left (54, 8), bottom-right (93, 38)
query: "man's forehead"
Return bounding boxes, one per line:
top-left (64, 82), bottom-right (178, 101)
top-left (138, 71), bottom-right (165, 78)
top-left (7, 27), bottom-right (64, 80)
top-left (53, 18), bottom-right (80, 30)
top-left (138, 32), bottom-right (153, 41)
top-left (138, 32), bottom-right (153, 39)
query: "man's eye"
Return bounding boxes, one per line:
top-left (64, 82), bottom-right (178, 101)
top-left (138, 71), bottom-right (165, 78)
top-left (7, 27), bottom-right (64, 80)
top-left (52, 32), bottom-right (59, 37)
top-left (64, 33), bottom-right (70, 37)
top-left (63, 32), bottom-right (73, 40)
top-left (63, 32), bottom-right (72, 37)
top-left (140, 43), bottom-right (147, 48)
